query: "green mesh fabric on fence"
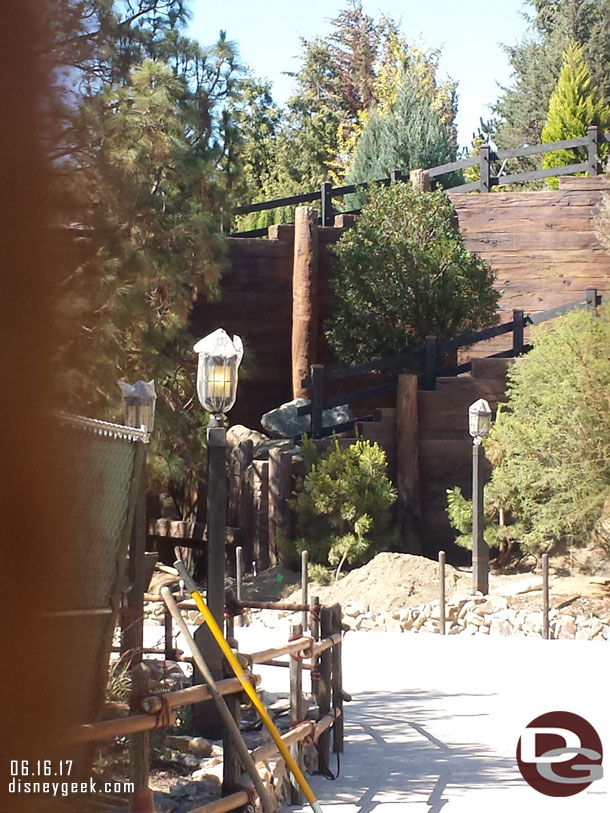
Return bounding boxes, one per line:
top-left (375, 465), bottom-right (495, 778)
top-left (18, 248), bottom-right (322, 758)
top-left (50, 414), bottom-right (147, 732)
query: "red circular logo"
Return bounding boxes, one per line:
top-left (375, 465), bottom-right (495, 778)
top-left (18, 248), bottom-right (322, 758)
top-left (517, 711), bottom-right (603, 797)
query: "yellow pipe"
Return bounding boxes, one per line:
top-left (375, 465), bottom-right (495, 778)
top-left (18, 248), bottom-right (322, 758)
top-left (174, 560), bottom-right (324, 813)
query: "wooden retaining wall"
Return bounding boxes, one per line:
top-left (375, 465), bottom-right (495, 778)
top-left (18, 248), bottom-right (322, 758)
top-left (190, 177), bottom-right (610, 430)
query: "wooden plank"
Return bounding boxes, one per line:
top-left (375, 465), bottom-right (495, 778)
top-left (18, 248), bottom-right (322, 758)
top-left (233, 189), bottom-right (320, 215)
top-left (497, 162), bottom-right (588, 186)
top-left (292, 206), bottom-right (319, 399)
top-left (397, 375), bottom-right (420, 519)
top-left (465, 231), bottom-right (600, 251)
top-left (495, 136), bottom-right (587, 160)
top-left (289, 623), bottom-right (304, 805)
top-left (268, 448), bottom-right (293, 566)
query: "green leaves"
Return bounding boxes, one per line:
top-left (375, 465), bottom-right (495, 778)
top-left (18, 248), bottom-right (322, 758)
top-left (485, 306), bottom-right (610, 552)
top-left (327, 183), bottom-right (500, 365)
top-left (294, 436), bottom-right (396, 575)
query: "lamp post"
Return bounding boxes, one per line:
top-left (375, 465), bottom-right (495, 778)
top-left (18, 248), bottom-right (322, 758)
top-left (192, 329), bottom-right (243, 737)
top-left (469, 398), bottom-right (492, 595)
top-left (118, 379), bottom-right (156, 438)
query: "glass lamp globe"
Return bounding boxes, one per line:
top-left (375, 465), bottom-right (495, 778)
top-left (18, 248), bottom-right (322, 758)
top-left (118, 379), bottom-right (156, 432)
top-left (468, 398), bottom-right (492, 440)
top-left (193, 329), bottom-right (243, 416)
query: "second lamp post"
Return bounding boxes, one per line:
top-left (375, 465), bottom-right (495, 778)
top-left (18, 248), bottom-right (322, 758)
top-left (469, 398), bottom-right (492, 595)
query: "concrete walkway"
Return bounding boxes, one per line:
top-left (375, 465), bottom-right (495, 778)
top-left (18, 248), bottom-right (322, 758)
top-left (244, 631), bottom-right (610, 813)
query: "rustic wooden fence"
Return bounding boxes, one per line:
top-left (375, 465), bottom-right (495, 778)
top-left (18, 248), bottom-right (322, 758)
top-left (297, 288), bottom-right (606, 439)
top-left (66, 590), bottom-right (344, 813)
top-left (231, 125), bottom-right (610, 237)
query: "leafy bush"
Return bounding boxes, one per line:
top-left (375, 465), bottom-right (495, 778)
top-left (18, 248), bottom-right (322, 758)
top-left (326, 183), bottom-right (500, 364)
top-left (293, 436), bottom-right (396, 579)
top-left (448, 307), bottom-right (610, 555)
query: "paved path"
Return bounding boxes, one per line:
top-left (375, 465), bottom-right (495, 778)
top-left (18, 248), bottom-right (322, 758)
top-left (235, 631), bottom-right (610, 813)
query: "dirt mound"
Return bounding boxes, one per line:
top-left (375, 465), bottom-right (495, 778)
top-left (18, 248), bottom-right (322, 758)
top-left (289, 552), bottom-right (471, 614)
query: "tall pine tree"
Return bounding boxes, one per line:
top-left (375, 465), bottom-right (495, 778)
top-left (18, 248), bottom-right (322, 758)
top-left (541, 41), bottom-right (610, 186)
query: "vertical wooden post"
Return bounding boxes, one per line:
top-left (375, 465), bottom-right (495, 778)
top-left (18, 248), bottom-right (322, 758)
top-left (424, 335), bottom-right (437, 391)
top-left (292, 206), bottom-right (319, 400)
top-left (268, 448), bottom-right (293, 565)
top-left (439, 551), bottom-right (446, 635)
top-left (129, 662), bottom-right (153, 812)
top-left (235, 545), bottom-right (244, 627)
top-left (331, 604), bottom-right (344, 754)
top-left (289, 622), bottom-right (304, 805)
top-left (124, 445), bottom-right (147, 665)
top-left (321, 181), bottom-right (334, 226)
top-left (164, 608), bottom-right (173, 660)
top-left (301, 550), bottom-right (309, 632)
top-left (512, 308), bottom-right (524, 355)
top-left (193, 421), bottom-right (226, 739)
top-left (222, 688), bottom-right (242, 797)
top-left (318, 606), bottom-right (333, 771)
top-left (311, 364), bottom-right (325, 438)
top-left (542, 553), bottom-right (550, 640)
top-left (236, 440), bottom-right (254, 568)
top-left (586, 287), bottom-right (598, 313)
top-left (310, 595), bottom-right (320, 701)
top-left (410, 168), bottom-right (431, 192)
top-left (390, 169), bottom-right (404, 183)
top-left (396, 374), bottom-right (421, 554)
top-left (479, 144), bottom-right (491, 193)
top-left (587, 125), bottom-right (599, 176)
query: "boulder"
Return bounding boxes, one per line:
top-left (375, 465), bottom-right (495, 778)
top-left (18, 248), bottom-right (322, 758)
top-left (261, 398), bottom-right (354, 439)
top-left (226, 424), bottom-right (267, 449)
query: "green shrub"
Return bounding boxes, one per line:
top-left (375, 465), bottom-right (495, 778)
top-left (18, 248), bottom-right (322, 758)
top-left (449, 307), bottom-right (610, 555)
top-left (293, 436), bottom-right (396, 579)
top-left (326, 183), bottom-right (500, 365)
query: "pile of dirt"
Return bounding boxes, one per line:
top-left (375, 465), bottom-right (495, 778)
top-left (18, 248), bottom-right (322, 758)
top-left (287, 552), bottom-right (471, 614)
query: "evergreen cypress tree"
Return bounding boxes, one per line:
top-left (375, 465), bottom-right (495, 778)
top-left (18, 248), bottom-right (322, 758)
top-left (541, 41), bottom-right (610, 187)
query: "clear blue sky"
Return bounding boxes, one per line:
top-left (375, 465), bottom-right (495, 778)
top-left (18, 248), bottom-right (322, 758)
top-left (188, 0), bottom-right (533, 149)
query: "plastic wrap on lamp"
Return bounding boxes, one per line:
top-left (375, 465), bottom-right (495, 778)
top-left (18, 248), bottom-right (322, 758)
top-left (193, 329), bottom-right (243, 415)
top-left (118, 379), bottom-right (156, 432)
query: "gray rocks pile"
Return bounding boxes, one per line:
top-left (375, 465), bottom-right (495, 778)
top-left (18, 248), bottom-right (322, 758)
top-left (342, 595), bottom-right (610, 640)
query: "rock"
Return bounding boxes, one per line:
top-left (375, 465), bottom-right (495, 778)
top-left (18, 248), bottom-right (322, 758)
top-left (226, 424), bottom-right (268, 449)
top-left (558, 618), bottom-right (577, 639)
top-left (165, 735), bottom-right (213, 759)
top-left (476, 595), bottom-right (509, 614)
top-left (253, 438), bottom-right (296, 460)
top-left (344, 601), bottom-right (367, 618)
top-left (261, 398), bottom-right (354, 439)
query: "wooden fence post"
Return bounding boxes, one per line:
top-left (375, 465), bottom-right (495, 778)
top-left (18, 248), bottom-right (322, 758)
top-left (129, 662), bottom-right (153, 811)
top-left (479, 144), bottom-right (491, 193)
top-left (331, 604), bottom-right (344, 754)
top-left (310, 596), bottom-right (320, 700)
top-left (235, 545), bottom-right (244, 627)
top-left (289, 622), bottom-right (304, 805)
top-left (410, 168), bottom-right (431, 191)
top-left (321, 181), bottom-right (334, 226)
top-left (390, 168), bottom-right (404, 183)
top-left (512, 309), bottom-right (524, 355)
top-left (164, 608), bottom-right (173, 660)
top-left (439, 551), bottom-right (446, 635)
top-left (301, 550), bottom-right (309, 632)
top-left (542, 553), bottom-right (550, 640)
top-left (587, 125), bottom-right (599, 176)
top-left (586, 287), bottom-right (598, 313)
top-left (222, 686), bottom-right (242, 797)
top-left (311, 364), bottom-right (325, 438)
top-left (318, 607), bottom-right (333, 772)
top-left (424, 335), bottom-right (437, 390)
top-left (292, 206), bottom-right (319, 400)
top-left (268, 448), bottom-right (293, 565)
top-left (396, 373), bottom-right (421, 554)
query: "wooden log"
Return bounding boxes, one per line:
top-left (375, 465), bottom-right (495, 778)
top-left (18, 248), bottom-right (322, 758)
top-left (439, 552), bottom-right (446, 635)
top-left (396, 374), bottom-right (421, 553)
top-left (187, 790), bottom-right (250, 813)
top-left (410, 168), bottom-right (431, 191)
top-left (292, 206), bottom-right (319, 399)
top-left (301, 550), bottom-right (309, 632)
top-left (289, 623), bottom-right (304, 805)
top-left (222, 687), bottom-right (242, 796)
top-left (248, 636), bottom-right (312, 665)
top-left (317, 607), bottom-right (333, 773)
top-left (268, 448), bottom-right (293, 566)
top-left (129, 662), bottom-right (151, 806)
top-left (331, 604), bottom-right (344, 754)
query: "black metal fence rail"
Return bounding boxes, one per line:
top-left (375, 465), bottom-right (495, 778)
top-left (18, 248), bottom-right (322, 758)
top-left (231, 126), bottom-right (610, 238)
top-left (296, 288), bottom-right (606, 438)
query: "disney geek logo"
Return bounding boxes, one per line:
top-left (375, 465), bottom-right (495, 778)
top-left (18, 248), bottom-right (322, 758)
top-left (517, 711), bottom-right (603, 797)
